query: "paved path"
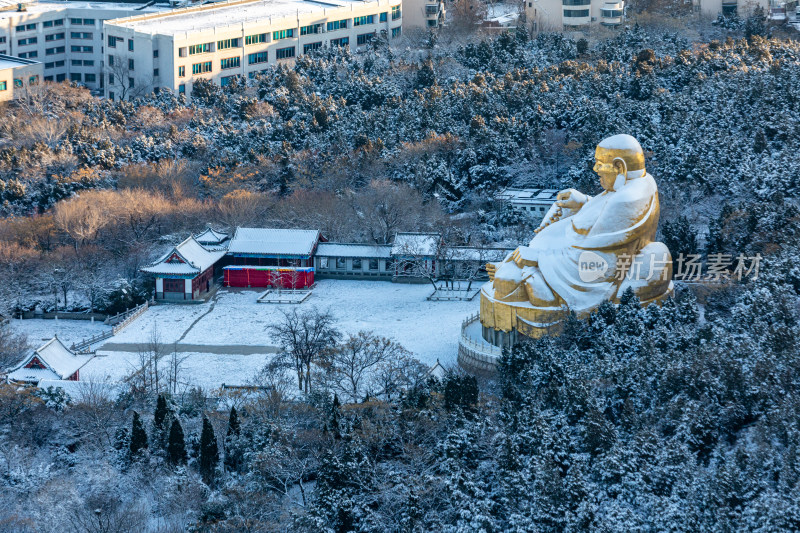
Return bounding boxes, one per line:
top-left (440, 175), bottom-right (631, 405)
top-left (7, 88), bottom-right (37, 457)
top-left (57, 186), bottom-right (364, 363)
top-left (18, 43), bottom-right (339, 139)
top-left (98, 342), bottom-right (282, 355)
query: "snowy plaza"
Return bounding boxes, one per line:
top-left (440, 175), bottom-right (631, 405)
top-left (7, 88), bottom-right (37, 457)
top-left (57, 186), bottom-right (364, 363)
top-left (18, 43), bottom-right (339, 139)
top-left (10, 280), bottom-right (477, 389)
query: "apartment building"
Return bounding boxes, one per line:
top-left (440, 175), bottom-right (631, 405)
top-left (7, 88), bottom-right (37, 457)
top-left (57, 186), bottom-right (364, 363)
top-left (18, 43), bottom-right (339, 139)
top-left (0, 53), bottom-right (42, 102)
top-left (402, 0), bottom-right (445, 31)
top-left (103, 0), bottom-right (403, 100)
top-left (0, 1), bottom-right (165, 94)
top-left (524, 0), bottom-right (625, 30)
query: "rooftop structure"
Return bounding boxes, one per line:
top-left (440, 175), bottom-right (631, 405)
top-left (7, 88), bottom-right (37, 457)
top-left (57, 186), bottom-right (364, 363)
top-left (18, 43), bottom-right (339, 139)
top-left (228, 227), bottom-right (321, 257)
top-left (7, 336), bottom-right (92, 385)
top-left (495, 188), bottom-right (559, 221)
top-left (391, 232), bottom-right (440, 257)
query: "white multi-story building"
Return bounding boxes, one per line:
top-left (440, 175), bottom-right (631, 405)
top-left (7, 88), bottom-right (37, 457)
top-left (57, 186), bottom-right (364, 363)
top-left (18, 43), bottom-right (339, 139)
top-left (0, 53), bottom-right (42, 101)
top-left (401, 0), bottom-right (445, 32)
top-left (524, 0), bottom-right (625, 30)
top-left (0, 1), bottom-right (165, 94)
top-left (102, 0), bottom-right (403, 100)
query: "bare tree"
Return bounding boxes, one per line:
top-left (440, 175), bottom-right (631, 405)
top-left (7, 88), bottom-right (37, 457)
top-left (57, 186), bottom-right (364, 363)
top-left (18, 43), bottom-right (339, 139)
top-left (0, 322), bottom-right (29, 371)
top-left (131, 326), bottom-right (168, 396)
top-left (106, 55), bottom-right (152, 100)
top-left (270, 308), bottom-right (340, 393)
top-left (166, 346), bottom-right (188, 395)
top-left (326, 331), bottom-right (410, 403)
top-left (70, 381), bottom-right (123, 449)
top-left (374, 354), bottom-right (430, 402)
top-left (352, 180), bottom-right (438, 244)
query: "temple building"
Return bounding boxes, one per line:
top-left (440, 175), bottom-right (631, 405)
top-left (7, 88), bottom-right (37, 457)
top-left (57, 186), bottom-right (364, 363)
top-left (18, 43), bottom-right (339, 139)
top-left (223, 228), bottom-right (321, 289)
top-left (7, 336), bottom-right (91, 385)
top-left (141, 233), bottom-right (227, 301)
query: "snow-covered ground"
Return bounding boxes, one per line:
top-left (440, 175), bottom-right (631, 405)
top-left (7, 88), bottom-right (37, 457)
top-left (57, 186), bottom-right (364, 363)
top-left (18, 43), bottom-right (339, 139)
top-left (16, 280), bottom-right (479, 389)
top-left (9, 318), bottom-right (111, 347)
top-left (113, 280), bottom-right (477, 365)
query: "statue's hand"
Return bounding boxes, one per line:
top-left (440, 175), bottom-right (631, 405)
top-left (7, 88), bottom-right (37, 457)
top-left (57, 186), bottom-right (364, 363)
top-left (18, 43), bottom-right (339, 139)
top-left (557, 189), bottom-right (589, 211)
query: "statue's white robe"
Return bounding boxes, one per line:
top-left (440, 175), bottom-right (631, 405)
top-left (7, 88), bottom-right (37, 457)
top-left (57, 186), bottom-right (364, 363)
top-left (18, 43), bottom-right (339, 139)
top-left (517, 174), bottom-right (660, 314)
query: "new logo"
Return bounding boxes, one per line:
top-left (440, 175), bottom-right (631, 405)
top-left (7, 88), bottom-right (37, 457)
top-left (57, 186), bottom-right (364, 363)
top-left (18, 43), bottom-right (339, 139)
top-left (578, 251), bottom-right (610, 282)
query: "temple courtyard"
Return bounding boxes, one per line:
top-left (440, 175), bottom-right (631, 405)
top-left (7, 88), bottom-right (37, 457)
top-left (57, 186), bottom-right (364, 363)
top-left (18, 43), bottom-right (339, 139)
top-left (9, 280), bottom-right (479, 389)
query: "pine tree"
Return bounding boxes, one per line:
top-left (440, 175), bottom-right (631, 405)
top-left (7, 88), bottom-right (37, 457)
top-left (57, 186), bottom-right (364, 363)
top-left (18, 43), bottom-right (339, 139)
top-left (167, 418), bottom-right (187, 465)
top-left (129, 411), bottom-right (148, 456)
top-left (329, 394), bottom-right (341, 440)
top-left (154, 393), bottom-right (169, 431)
top-left (226, 406), bottom-right (240, 437)
top-left (199, 417), bottom-right (219, 485)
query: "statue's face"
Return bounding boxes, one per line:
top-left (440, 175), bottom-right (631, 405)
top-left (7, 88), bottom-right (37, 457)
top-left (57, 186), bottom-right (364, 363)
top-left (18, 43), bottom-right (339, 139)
top-left (593, 151), bottom-right (623, 191)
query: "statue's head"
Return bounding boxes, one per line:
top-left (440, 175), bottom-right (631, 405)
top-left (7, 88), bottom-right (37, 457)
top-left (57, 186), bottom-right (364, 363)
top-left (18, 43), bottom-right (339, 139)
top-left (593, 134), bottom-right (646, 191)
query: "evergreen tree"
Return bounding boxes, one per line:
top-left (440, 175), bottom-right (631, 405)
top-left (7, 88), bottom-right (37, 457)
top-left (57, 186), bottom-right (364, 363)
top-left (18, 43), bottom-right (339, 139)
top-left (199, 417), bottom-right (219, 485)
top-left (154, 393), bottom-right (169, 431)
top-left (329, 393), bottom-right (342, 440)
top-left (226, 406), bottom-right (240, 437)
top-left (167, 418), bottom-right (187, 465)
top-left (129, 411), bottom-right (148, 456)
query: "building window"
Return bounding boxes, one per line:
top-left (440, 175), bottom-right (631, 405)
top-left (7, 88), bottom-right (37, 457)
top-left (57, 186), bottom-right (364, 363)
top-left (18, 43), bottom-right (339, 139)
top-left (391, 26), bottom-right (401, 38)
top-left (84, 73), bottom-right (96, 83)
top-left (55, 60), bottom-right (64, 67)
top-left (18, 37), bottom-right (37, 46)
top-left (563, 8), bottom-right (590, 16)
top-left (128, 59), bottom-right (135, 70)
top-left (357, 33), bottom-right (374, 45)
top-left (0, 81), bottom-right (6, 91)
top-left (45, 62), bottom-right (54, 69)
top-left (427, 19), bottom-right (437, 27)
top-left (178, 84), bottom-right (185, 94)
top-left (276, 46), bottom-right (295, 60)
top-left (245, 33), bottom-right (267, 45)
top-left (192, 61), bottom-right (212, 74)
top-left (601, 8), bottom-right (623, 16)
top-left (303, 42), bottom-right (322, 54)
top-left (178, 65), bottom-right (185, 77)
top-left (46, 47), bottom-right (65, 56)
top-left (45, 75), bottom-right (54, 81)
top-left (70, 18), bottom-right (82, 25)
top-left (128, 39), bottom-right (134, 51)
top-left (13, 78), bottom-right (22, 88)
top-left (70, 45), bottom-right (92, 53)
top-left (70, 73), bottom-right (82, 82)
top-left (189, 42), bottom-right (213, 55)
top-left (15, 23), bottom-right (36, 32)
top-left (221, 75), bottom-right (236, 87)
top-left (217, 38), bottom-right (239, 50)
top-left (109, 90), bottom-right (115, 99)
top-left (70, 32), bottom-right (92, 39)
top-left (300, 24), bottom-right (322, 35)
top-left (248, 51), bottom-right (268, 64)
top-left (57, 73), bottom-right (66, 82)
top-left (83, 18), bottom-right (95, 25)
top-left (28, 75), bottom-right (38, 86)
top-left (108, 35), bottom-right (117, 47)
top-left (128, 77), bottom-right (135, 88)
top-left (380, 12), bottom-right (388, 22)
top-left (53, 19), bottom-right (64, 26)
top-left (336, 258), bottom-right (346, 270)
top-left (352, 258), bottom-right (362, 270)
top-left (153, 68), bottom-right (159, 77)
top-left (153, 49), bottom-right (159, 58)
top-left (369, 258), bottom-right (379, 270)
top-left (220, 56), bottom-right (240, 69)
top-left (385, 258), bottom-right (394, 272)
top-left (326, 19), bottom-right (348, 31)
top-left (354, 15), bottom-right (375, 26)
top-left (392, 5), bottom-right (401, 20)
top-left (0, 37), bottom-right (4, 44)
top-left (330, 37), bottom-right (349, 47)
top-left (108, 55), bottom-right (114, 66)
top-left (273, 29), bottom-right (294, 40)
top-left (45, 33), bottom-right (65, 42)
top-left (18, 51), bottom-right (37, 58)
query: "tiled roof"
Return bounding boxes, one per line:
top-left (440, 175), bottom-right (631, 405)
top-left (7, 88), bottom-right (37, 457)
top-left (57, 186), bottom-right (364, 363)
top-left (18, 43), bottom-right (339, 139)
top-left (316, 243), bottom-right (393, 258)
top-left (195, 227), bottom-right (229, 245)
top-left (7, 337), bottom-right (92, 383)
top-left (141, 236), bottom-right (226, 276)
top-left (228, 228), bottom-right (320, 256)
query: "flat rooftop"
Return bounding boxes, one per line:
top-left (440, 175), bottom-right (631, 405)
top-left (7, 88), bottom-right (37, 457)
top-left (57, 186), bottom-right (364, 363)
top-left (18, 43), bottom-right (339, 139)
top-left (108, 0), bottom-right (371, 35)
top-left (0, 54), bottom-right (39, 70)
top-left (0, 1), bottom-right (169, 21)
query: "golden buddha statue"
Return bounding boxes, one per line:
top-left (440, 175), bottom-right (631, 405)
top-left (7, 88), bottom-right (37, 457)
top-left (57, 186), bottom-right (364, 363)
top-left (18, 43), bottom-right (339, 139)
top-left (480, 134), bottom-right (673, 343)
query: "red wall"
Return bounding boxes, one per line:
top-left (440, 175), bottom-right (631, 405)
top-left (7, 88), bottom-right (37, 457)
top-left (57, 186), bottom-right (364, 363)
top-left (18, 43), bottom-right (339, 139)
top-left (224, 268), bottom-right (314, 289)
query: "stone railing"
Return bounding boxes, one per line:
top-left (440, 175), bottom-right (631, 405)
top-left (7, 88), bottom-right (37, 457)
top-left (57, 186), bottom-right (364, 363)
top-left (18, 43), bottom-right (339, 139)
top-left (457, 313), bottom-right (502, 376)
top-left (71, 301), bottom-right (149, 354)
top-left (111, 301), bottom-right (149, 335)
